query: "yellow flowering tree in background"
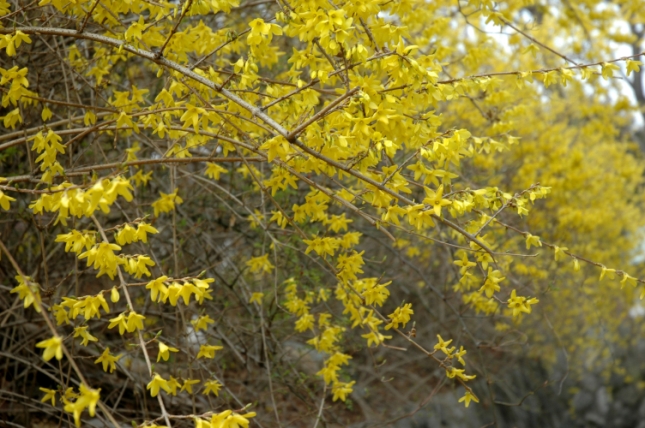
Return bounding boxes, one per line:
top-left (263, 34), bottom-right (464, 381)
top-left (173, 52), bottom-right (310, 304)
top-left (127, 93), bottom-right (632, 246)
top-left (1, 0), bottom-right (645, 426)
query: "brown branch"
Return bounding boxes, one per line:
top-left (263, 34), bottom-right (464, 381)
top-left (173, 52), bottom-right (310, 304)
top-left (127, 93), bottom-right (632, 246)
top-left (0, 238), bottom-right (121, 428)
top-left (155, 0), bottom-right (194, 59)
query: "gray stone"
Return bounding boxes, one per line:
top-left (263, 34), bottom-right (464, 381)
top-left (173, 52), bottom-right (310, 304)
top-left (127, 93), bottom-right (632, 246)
top-left (615, 386), bottom-right (639, 406)
top-left (572, 391), bottom-right (594, 411)
top-left (638, 398), bottom-right (645, 417)
top-left (596, 388), bottom-right (610, 415)
top-left (580, 375), bottom-right (599, 391)
top-left (584, 412), bottom-right (606, 426)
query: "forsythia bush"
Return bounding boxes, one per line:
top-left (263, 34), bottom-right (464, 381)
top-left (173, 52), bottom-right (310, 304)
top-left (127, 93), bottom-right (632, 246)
top-left (1, 0), bottom-right (645, 426)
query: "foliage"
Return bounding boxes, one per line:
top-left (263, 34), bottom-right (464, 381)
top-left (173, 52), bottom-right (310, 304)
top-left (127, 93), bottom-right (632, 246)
top-left (1, 0), bottom-right (645, 426)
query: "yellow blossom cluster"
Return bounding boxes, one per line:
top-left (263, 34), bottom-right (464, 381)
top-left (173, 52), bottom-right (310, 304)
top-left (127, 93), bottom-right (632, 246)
top-left (2, 0), bottom-right (645, 425)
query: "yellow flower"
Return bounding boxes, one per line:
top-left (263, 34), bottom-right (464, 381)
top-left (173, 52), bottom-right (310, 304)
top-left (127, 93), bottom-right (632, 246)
top-left (180, 378), bottom-right (200, 394)
top-left (194, 419), bottom-right (210, 428)
top-left (94, 347), bottom-right (122, 373)
top-left (78, 242), bottom-right (123, 279)
top-left (479, 268), bottom-right (505, 298)
top-left (63, 387), bottom-right (77, 401)
top-left (210, 410), bottom-right (257, 428)
top-left (167, 376), bottom-right (181, 396)
top-left (0, 189), bottom-right (16, 210)
top-left (205, 162), bottom-right (228, 180)
top-left (41, 106), bottom-right (52, 121)
top-left (423, 184), bottom-right (451, 217)
top-left (203, 379), bottom-right (223, 396)
top-left (210, 410), bottom-right (232, 426)
top-left (147, 374), bottom-right (171, 397)
top-left (245, 254), bottom-right (274, 274)
top-left (446, 367), bottom-right (476, 381)
top-left (303, 236), bottom-right (341, 258)
top-left (197, 344), bottom-right (223, 359)
top-left (331, 381), bottom-right (355, 402)
top-left (226, 412), bottom-right (257, 428)
top-left (458, 390), bottom-right (480, 407)
top-left (146, 276), bottom-right (169, 302)
top-left (507, 289), bottom-right (539, 317)
top-left (384, 303), bottom-right (414, 330)
top-left (361, 330), bottom-right (391, 348)
top-left (63, 384), bottom-right (100, 427)
top-left (553, 246), bottom-right (569, 261)
top-left (453, 252), bottom-right (476, 275)
top-left (126, 311), bottom-right (145, 332)
top-left (294, 313), bottom-right (314, 332)
top-left (455, 346), bottom-right (467, 366)
top-left (115, 224), bottom-right (137, 245)
top-left (108, 313), bottom-right (128, 335)
top-left (191, 315), bottom-right (215, 332)
top-left (525, 233), bottom-right (541, 249)
top-left (433, 334), bottom-right (454, 356)
top-left (151, 189), bottom-right (183, 217)
top-left (123, 255), bottom-right (155, 278)
top-left (39, 387), bottom-right (56, 406)
top-left (10, 275), bottom-right (41, 313)
top-left (36, 336), bottom-right (63, 361)
top-left (135, 222), bottom-right (158, 242)
top-left (157, 341), bottom-right (179, 362)
top-left (110, 286), bottom-right (120, 303)
top-left (600, 266), bottom-right (616, 281)
top-left (249, 292), bottom-right (264, 304)
top-left (73, 326), bottom-right (98, 346)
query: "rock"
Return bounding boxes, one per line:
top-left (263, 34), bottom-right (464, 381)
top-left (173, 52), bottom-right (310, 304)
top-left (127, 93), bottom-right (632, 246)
top-left (615, 386), bottom-right (639, 406)
top-left (572, 391), bottom-right (594, 411)
top-left (596, 388), bottom-right (610, 415)
top-left (584, 412), bottom-right (605, 426)
top-left (580, 375), bottom-right (599, 391)
top-left (280, 340), bottom-right (325, 376)
top-left (638, 398), bottom-right (645, 417)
